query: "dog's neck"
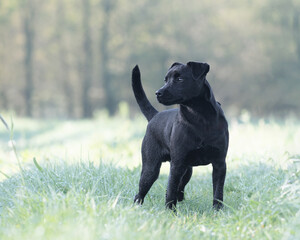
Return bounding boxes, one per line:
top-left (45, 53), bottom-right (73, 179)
top-left (179, 80), bottom-right (219, 124)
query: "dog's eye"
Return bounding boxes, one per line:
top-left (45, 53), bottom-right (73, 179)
top-left (177, 77), bottom-right (184, 82)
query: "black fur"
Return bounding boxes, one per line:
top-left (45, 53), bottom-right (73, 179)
top-left (132, 65), bottom-right (158, 121)
top-left (132, 62), bottom-right (229, 210)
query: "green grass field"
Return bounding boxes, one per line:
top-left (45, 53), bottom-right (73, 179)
top-left (0, 112), bottom-right (299, 239)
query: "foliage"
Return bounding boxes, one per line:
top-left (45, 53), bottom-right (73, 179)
top-left (0, 0), bottom-right (299, 118)
top-left (0, 114), bottom-right (299, 239)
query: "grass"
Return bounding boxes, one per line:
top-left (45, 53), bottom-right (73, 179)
top-left (0, 112), bottom-right (299, 239)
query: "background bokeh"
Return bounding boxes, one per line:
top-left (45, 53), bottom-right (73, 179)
top-left (0, 0), bottom-right (299, 118)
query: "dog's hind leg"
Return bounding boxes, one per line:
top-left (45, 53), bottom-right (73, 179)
top-left (212, 161), bottom-right (226, 210)
top-left (134, 159), bottom-right (161, 205)
top-left (134, 139), bottom-right (162, 205)
top-left (177, 166), bottom-right (193, 202)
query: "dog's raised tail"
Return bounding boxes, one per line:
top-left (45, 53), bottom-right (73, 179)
top-left (132, 65), bottom-right (158, 121)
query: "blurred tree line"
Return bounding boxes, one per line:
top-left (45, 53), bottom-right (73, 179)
top-left (0, 0), bottom-right (299, 118)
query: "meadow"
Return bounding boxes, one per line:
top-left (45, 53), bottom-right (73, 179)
top-left (0, 111), bottom-right (299, 240)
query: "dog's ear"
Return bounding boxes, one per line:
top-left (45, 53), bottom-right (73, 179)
top-left (169, 62), bottom-right (182, 70)
top-left (187, 62), bottom-right (210, 80)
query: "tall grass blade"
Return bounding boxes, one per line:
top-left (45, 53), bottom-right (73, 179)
top-left (33, 157), bottom-right (44, 172)
top-left (0, 114), bottom-right (9, 130)
top-left (8, 116), bottom-right (25, 184)
top-left (0, 170), bottom-right (10, 179)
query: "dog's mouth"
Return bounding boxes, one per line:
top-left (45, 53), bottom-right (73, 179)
top-left (157, 96), bottom-right (183, 105)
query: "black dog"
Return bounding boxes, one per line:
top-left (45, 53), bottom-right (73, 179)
top-left (131, 61), bottom-right (229, 210)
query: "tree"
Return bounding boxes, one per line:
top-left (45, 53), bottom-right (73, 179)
top-left (81, 0), bottom-right (93, 118)
top-left (293, 9), bottom-right (300, 61)
top-left (22, 0), bottom-right (36, 117)
top-left (99, 0), bottom-right (117, 115)
top-left (56, 0), bottom-right (74, 117)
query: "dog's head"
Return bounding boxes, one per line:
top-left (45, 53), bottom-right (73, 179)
top-left (156, 61), bottom-right (210, 105)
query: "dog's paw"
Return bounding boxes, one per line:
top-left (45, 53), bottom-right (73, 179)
top-left (177, 191), bottom-right (185, 202)
top-left (134, 195), bottom-right (144, 205)
top-left (213, 200), bottom-right (223, 211)
top-left (165, 200), bottom-right (177, 212)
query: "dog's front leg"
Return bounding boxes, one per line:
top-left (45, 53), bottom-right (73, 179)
top-left (177, 166), bottom-right (193, 202)
top-left (212, 161), bottom-right (226, 210)
top-left (166, 162), bottom-right (186, 210)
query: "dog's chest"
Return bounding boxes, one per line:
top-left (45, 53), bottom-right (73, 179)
top-left (171, 119), bottom-right (226, 165)
top-left (185, 145), bottom-right (221, 166)
top-left (181, 128), bottom-right (224, 166)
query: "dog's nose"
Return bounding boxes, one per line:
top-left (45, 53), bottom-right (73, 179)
top-left (155, 90), bottom-right (162, 97)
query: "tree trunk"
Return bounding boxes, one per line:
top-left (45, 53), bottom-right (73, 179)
top-left (56, 0), bottom-right (74, 118)
top-left (23, 0), bottom-right (35, 117)
top-left (100, 0), bottom-right (117, 115)
top-left (81, 0), bottom-right (93, 118)
top-left (293, 10), bottom-right (300, 62)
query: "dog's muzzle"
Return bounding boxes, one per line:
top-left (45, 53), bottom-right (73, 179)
top-left (155, 90), bottom-right (163, 98)
top-left (156, 89), bottom-right (182, 105)
top-left (155, 89), bottom-right (170, 103)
